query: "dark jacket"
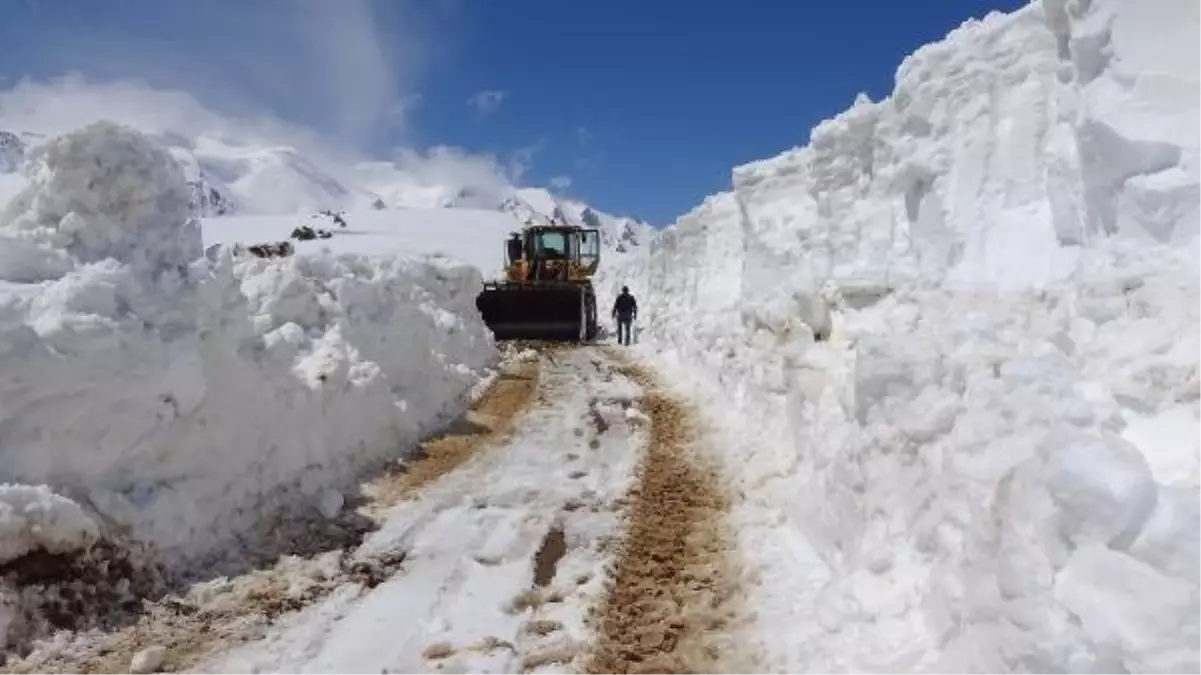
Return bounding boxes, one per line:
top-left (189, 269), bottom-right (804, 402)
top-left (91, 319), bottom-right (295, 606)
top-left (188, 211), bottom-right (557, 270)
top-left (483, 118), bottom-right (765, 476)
top-left (612, 291), bottom-right (637, 320)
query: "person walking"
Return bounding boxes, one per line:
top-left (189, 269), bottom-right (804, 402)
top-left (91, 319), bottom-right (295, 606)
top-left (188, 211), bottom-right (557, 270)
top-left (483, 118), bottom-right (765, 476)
top-left (611, 286), bottom-right (638, 346)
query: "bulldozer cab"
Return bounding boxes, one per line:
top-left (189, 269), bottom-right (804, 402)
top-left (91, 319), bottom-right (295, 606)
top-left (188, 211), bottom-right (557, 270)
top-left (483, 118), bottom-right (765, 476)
top-left (532, 228), bottom-right (569, 259)
top-left (575, 229), bottom-right (601, 275)
top-left (509, 226), bottom-right (600, 281)
top-left (505, 232), bottom-right (523, 265)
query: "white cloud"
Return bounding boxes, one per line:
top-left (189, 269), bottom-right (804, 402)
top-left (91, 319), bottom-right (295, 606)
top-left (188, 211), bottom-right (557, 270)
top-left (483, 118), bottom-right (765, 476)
top-left (0, 76), bottom-right (334, 158)
top-left (392, 145), bottom-right (515, 194)
top-left (0, 77), bottom-right (526, 210)
top-left (575, 126), bottom-right (593, 146)
top-left (7, 0), bottom-right (440, 148)
top-left (467, 90), bottom-right (508, 117)
top-left (284, 0), bottom-right (408, 143)
top-left (549, 175), bottom-right (572, 191)
top-left (507, 139), bottom-right (545, 183)
top-left (388, 93), bottom-right (425, 125)
top-left (0, 3), bottom-right (554, 211)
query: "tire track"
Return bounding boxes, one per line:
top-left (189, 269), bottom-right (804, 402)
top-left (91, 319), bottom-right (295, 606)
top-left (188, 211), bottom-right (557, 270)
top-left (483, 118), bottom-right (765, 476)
top-left (5, 345), bottom-right (743, 674)
top-left (583, 354), bottom-right (739, 674)
top-left (364, 351), bottom-right (541, 511)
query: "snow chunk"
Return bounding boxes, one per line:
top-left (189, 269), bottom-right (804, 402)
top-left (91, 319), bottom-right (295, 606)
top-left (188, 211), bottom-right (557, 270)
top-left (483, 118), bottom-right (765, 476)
top-left (129, 645), bottom-right (167, 674)
top-left (1043, 431), bottom-right (1157, 549)
top-left (1055, 543), bottom-right (1199, 673)
top-left (0, 484), bottom-right (100, 565)
top-left (1121, 405), bottom-right (1200, 486)
top-left (0, 120), bottom-right (199, 283)
top-left (1127, 484), bottom-right (1201, 580)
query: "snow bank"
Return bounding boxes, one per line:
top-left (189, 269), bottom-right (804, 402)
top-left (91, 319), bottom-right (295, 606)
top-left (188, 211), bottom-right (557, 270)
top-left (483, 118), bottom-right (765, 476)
top-left (614, 0), bottom-right (1199, 671)
top-left (0, 121), bottom-right (497, 573)
top-left (200, 207), bottom-right (521, 281)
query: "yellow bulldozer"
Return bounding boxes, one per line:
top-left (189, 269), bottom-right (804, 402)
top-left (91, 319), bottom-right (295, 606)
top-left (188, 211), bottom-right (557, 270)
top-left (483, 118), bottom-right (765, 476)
top-left (475, 223), bottom-right (601, 342)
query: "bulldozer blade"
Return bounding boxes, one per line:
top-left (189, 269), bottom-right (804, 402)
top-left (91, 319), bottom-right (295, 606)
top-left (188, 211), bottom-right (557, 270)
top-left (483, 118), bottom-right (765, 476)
top-left (476, 284), bottom-right (585, 342)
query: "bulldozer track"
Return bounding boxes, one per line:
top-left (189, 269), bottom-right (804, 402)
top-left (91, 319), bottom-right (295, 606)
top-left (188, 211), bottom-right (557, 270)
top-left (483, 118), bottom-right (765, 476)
top-left (583, 353), bottom-right (739, 674)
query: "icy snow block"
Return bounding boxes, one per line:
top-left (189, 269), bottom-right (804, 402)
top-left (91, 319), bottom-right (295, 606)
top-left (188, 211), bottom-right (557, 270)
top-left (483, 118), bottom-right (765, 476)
top-left (1043, 431), bottom-right (1157, 550)
top-left (0, 120), bottom-right (200, 278)
top-left (1127, 484), bottom-right (1201, 581)
top-left (852, 337), bottom-right (943, 423)
top-left (1116, 167), bottom-right (1201, 243)
top-left (0, 484), bottom-right (100, 565)
top-left (896, 387), bottom-right (959, 442)
top-left (1054, 543), bottom-right (1199, 673)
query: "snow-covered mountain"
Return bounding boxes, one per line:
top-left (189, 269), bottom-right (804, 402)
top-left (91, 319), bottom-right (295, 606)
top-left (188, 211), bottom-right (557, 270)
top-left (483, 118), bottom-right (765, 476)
top-left (1, 126), bottom-right (647, 259)
top-left (1, 127), bottom-right (367, 218)
top-left (0, 130), bottom-right (25, 173)
top-left (1, 126), bottom-right (495, 218)
top-left (351, 148), bottom-right (520, 212)
top-left (0, 131), bottom-right (29, 208)
top-left (502, 187), bottom-right (651, 254)
top-left (0, 83), bottom-right (647, 260)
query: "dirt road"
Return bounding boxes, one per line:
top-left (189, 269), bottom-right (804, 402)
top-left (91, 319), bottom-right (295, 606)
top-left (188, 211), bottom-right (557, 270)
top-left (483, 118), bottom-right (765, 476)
top-left (3, 344), bottom-right (743, 674)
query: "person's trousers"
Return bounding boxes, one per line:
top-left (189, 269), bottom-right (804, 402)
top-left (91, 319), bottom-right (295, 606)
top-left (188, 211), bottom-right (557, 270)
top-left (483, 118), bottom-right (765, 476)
top-left (616, 317), bottom-right (633, 345)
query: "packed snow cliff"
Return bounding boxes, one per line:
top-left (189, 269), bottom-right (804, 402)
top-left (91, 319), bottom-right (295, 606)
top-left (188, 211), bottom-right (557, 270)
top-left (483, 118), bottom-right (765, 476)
top-left (0, 121), bottom-right (497, 594)
top-left (608, 0), bottom-right (1199, 671)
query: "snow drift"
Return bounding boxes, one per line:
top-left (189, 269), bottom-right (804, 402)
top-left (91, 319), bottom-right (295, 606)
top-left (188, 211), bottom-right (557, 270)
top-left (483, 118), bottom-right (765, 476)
top-left (0, 122), bottom-right (497, 575)
top-left (613, 0), bottom-right (1199, 671)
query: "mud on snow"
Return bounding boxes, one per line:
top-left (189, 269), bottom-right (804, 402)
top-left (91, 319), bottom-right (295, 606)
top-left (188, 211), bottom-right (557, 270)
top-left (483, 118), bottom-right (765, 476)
top-left (2, 342), bottom-right (748, 674)
top-left (0, 342), bottom-right (544, 674)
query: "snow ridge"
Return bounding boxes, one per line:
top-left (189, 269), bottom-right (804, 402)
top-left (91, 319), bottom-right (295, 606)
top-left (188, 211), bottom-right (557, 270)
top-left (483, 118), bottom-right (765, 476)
top-left (503, 187), bottom-right (651, 254)
top-left (0, 121), bottom-right (498, 585)
top-left (614, 0), bottom-right (1199, 671)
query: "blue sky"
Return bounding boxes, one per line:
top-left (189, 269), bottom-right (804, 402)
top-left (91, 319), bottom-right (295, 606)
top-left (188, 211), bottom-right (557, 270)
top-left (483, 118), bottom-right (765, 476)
top-left (0, 0), bottom-right (1025, 226)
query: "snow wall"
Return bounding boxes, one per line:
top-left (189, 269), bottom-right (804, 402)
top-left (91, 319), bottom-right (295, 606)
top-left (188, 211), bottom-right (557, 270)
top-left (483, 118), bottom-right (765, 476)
top-left (603, 0), bottom-right (1200, 671)
top-left (0, 122), bottom-right (497, 573)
